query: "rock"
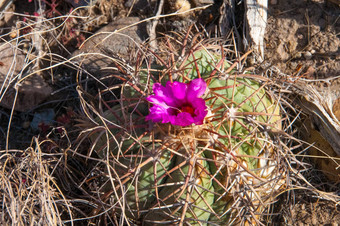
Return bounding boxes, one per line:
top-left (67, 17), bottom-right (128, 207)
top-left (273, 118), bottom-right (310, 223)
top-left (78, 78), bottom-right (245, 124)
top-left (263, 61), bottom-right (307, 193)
top-left (30, 109), bottom-right (55, 131)
top-left (276, 43), bottom-right (289, 61)
top-left (0, 1), bottom-right (15, 30)
top-left (303, 51), bottom-right (312, 60)
top-left (71, 17), bottom-right (148, 75)
top-left (0, 42), bottom-right (52, 112)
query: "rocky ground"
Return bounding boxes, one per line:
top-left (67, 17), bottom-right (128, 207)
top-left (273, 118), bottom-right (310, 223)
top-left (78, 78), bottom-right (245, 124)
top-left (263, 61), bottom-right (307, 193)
top-left (265, 0), bottom-right (339, 79)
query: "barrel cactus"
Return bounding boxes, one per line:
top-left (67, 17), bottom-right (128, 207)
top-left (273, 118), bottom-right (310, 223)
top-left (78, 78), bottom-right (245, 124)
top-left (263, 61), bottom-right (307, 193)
top-left (87, 41), bottom-right (285, 225)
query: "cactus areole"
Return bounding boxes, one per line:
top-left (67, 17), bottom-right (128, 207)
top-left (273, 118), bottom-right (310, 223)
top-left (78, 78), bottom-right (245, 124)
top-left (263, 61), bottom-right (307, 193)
top-left (145, 78), bottom-right (208, 126)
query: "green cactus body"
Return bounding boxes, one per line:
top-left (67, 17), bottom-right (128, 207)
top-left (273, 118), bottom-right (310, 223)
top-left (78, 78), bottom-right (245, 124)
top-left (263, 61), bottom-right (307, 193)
top-left (93, 112), bottom-right (215, 223)
top-left (180, 48), bottom-right (280, 173)
top-left (122, 65), bottom-right (163, 115)
top-left (181, 48), bottom-right (282, 223)
top-left (91, 105), bottom-right (145, 158)
top-left (92, 107), bottom-right (175, 219)
top-left (206, 77), bottom-right (281, 171)
top-left (182, 47), bottom-right (230, 79)
top-left (144, 154), bottom-right (214, 225)
top-left (122, 148), bottom-right (173, 218)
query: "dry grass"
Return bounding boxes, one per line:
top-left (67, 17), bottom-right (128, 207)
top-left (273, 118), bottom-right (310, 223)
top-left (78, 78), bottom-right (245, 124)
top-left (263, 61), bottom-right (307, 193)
top-left (0, 139), bottom-right (69, 225)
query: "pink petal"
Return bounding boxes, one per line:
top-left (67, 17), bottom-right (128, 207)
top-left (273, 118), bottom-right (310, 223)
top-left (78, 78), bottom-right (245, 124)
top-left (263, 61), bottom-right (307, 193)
top-left (146, 105), bottom-right (170, 123)
top-left (146, 95), bottom-right (170, 109)
top-left (152, 83), bottom-right (169, 101)
top-left (153, 82), bottom-right (176, 106)
top-left (191, 98), bottom-right (207, 124)
top-left (188, 78), bottom-right (206, 98)
top-left (168, 81), bottom-right (187, 102)
top-left (170, 112), bottom-right (195, 127)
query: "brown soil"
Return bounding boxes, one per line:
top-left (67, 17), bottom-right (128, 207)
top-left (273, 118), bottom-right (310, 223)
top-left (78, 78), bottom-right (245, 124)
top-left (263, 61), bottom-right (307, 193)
top-left (271, 190), bottom-right (340, 225)
top-left (265, 0), bottom-right (340, 79)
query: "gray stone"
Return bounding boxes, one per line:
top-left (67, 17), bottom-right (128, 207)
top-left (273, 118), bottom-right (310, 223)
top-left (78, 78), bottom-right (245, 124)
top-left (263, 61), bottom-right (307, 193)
top-left (303, 51), bottom-right (313, 60)
top-left (71, 17), bottom-right (148, 75)
top-left (0, 42), bottom-right (52, 111)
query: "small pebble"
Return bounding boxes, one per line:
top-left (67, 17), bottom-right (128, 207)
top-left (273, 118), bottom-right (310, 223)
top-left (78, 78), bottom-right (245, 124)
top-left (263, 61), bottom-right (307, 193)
top-left (289, 62), bottom-right (298, 69)
top-left (293, 52), bottom-right (302, 59)
top-left (22, 121), bottom-right (31, 129)
top-left (304, 51), bottom-right (312, 60)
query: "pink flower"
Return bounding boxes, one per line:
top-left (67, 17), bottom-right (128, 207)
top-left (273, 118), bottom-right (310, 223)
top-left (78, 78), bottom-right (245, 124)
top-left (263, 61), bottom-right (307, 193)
top-left (146, 78), bottom-right (207, 127)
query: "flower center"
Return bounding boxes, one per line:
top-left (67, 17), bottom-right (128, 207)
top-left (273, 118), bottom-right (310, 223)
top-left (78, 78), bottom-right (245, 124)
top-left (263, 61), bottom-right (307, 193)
top-left (178, 104), bottom-right (195, 117)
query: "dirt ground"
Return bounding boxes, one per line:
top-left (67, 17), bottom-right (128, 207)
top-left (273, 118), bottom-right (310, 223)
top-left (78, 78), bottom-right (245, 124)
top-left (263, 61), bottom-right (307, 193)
top-left (0, 0), bottom-right (339, 225)
top-left (265, 0), bottom-right (340, 79)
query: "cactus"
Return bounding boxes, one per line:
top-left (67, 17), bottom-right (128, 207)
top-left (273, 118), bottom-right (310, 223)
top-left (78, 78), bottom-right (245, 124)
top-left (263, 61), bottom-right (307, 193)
top-left (88, 43), bottom-right (285, 224)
